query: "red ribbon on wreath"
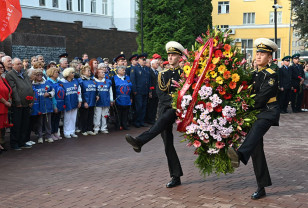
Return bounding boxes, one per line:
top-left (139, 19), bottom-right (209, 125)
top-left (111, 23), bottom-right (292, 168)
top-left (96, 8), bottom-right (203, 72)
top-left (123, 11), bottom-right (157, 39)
top-left (177, 38), bottom-right (214, 132)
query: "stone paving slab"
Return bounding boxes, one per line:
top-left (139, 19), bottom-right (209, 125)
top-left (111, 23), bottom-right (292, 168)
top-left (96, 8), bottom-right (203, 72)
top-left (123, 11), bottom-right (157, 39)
top-left (0, 112), bottom-right (307, 208)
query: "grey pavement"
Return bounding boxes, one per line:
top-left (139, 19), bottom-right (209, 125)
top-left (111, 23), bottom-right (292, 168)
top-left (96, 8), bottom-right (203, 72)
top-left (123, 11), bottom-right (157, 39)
top-left (0, 112), bottom-right (307, 208)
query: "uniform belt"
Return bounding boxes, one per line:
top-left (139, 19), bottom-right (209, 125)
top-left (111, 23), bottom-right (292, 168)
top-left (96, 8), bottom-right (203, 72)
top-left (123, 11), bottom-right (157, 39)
top-left (267, 97), bottom-right (277, 104)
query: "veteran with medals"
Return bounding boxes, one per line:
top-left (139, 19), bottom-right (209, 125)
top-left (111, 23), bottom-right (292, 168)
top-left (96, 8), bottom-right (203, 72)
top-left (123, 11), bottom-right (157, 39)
top-left (227, 38), bottom-right (280, 200)
top-left (125, 41), bottom-right (184, 188)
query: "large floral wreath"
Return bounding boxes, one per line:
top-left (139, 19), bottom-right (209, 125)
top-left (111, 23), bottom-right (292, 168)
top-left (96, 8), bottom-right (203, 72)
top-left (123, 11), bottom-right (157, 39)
top-left (172, 28), bottom-right (259, 177)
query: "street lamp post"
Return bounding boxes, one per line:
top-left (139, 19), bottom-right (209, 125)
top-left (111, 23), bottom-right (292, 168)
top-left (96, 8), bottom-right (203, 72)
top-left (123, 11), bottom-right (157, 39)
top-left (272, 1), bottom-right (283, 59)
top-left (140, 0), bottom-right (144, 53)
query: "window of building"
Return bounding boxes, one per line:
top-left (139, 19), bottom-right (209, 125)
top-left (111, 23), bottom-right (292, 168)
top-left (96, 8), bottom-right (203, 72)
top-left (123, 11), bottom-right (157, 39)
top-left (270, 39), bottom-right (281, 59)
top-left (39, 0), bottom-right (45, 6)
top-left (218, 1), bottom-right (229, 14)
top-left (243, 13), bottom-right (255, 24)
top-left (218, 25), bottom-right (229, 32)
top-left (91, 0), bottom-right (96, 13)
top-left (67, 0), bottom-right (72, 11)
top-left (241, 39), bottom-right (253, 58)
top-left (102, 0), bottom-right (108, 15)
top-left (78, 0), bottom-right (84, 12)
top-left (52, 0), bottom-right (58, 8)
top-left (269, 12), bottom-right (282, 24)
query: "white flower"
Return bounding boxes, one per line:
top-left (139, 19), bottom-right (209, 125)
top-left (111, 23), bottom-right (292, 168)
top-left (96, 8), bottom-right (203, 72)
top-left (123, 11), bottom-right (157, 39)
top-left (198, 85), bottom-right (212, 99)
top-left (222, 106), bottom-right (237, 118)
top-left (207, 148), bottom-right (219, 154)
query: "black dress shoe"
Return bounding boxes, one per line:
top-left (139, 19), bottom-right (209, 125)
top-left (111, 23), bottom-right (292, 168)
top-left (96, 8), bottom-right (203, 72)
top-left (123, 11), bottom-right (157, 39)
top-left (125, 134), bottom-right (141, 153)
top-left (123, 127), bottom-right (130, 130)
top-left (140, 123), bottom-right (148, 127)
top-left (251, 187), bottom-right (266, 200)
top-left (166, 177), bottom-right (181, 188)
top-left (227, 147), bottom-right (240, 168)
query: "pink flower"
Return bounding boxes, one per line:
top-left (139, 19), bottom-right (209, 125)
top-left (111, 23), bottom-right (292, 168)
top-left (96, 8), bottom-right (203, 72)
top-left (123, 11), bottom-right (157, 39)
top-left (196, 36), bottom-right (204, 44)
top-left (183, 49), bottom-right (189, 56)
top-left (205, 102), bottom-right (213, 112)
top-left (215, 141), bottom-right (225, 149)
top-left (193, 140), bottom-right (201, 148)
top-left (242, 101), bottom-right (249, 111)
top-left (224, 60), bottom-right (229, 65)
top-left (187, 142), bottom-right (192, 147)
top-left (240, 58), bottom-right (247, 66)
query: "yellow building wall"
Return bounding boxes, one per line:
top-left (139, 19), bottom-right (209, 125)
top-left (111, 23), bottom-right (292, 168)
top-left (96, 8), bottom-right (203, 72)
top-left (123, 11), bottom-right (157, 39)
top-left (212, 0), bottom-right (293, 60)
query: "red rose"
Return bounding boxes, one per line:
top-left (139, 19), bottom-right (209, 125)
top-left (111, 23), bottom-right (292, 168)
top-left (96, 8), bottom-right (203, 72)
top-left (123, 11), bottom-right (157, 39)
top-left (77, 92), bottom-right (80, 94)
top-left (241, 81), bottom-right (248, 90)
top-left (101, 85), bottom-right (104, 87)
top-left (104, 115), bottom-right (108, 118)
top-left (150, 86), bottom-right (155, 90)
top-left (26, 96), bottom-right (34, 101)
top-left (214, 105), bottom-right (222, 112)
top-left (223, 93), bottom-right (232, 100)
top-left (38, 112), bottom-right (42, 115)
top-left (45, 86), bottom-right (49, 90)
top-left (120, 126), bottom-right (123, 130)
top-left (294, 89), bottom-right (297, 93)
top-left (298, 76), bottom-right (302, 79)
top-left (63, 105), bottom-right (66, 109)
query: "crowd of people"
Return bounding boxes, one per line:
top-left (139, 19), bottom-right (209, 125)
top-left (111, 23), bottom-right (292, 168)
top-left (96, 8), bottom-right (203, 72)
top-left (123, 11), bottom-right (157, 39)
top-left (0, 51), bottom-right (186, 153)
top-left (0, 49), bottom-right (307, 154)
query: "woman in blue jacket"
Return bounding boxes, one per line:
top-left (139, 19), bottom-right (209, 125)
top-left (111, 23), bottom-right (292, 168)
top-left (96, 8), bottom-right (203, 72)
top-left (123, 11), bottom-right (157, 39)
top-left (46, 67), bottom-right (65, 140)
top-left (78, 65), bottom-right (97, 136)
top-left (61, 68), bottom-right (81, 138)
top-left (94, 66), bottom-right (113, 134)
top-left (31, 69), bottom-right (55, 144)
top-left (111, 66), bottom-right (132, 130)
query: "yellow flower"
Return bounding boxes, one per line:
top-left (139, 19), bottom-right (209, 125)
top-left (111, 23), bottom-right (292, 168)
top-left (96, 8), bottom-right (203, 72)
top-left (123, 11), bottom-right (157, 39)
top-left (216, 76), bottom-right (224, 84)
top-left (231, 73), bottom-right (240, 82)
top-left (212, 57), bottom-right (220, 65)
top-left (210, 71), bottom-right (217, 78)
top-left (213, 39), bottom-right (218, 47)
top-left (183, 65), bottom-right (191, 77)
top-left (223, 51), bottom-right (233, 58)
top-left (218, 65), bottom-right (227, 74)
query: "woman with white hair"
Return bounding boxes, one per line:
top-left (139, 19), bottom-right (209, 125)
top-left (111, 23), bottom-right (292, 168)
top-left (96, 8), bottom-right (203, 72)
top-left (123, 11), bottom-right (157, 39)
top-left (60, 68), bottom-right (81, 138)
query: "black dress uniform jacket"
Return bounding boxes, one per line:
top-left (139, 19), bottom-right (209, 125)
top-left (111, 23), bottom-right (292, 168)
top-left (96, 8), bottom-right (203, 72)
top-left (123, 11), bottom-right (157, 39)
top-left (278, 65), bottom-right (292, 90)
top-left (237, 66), bottom-right (280, 188)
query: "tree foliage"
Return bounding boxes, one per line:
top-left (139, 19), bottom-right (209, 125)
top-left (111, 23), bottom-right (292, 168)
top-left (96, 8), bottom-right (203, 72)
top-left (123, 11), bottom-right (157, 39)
top-left (291, 0), bottom-right (308, 40)
top-left (135, 0), bottom-right (212, 59)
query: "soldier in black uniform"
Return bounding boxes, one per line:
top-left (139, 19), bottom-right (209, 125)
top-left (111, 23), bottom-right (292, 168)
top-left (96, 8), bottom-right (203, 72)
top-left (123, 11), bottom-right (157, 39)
top-left (125, 41), bottom-right (184, 188)
top-left (290, 54), bottom-right (305, 113)
top-left (126, 54), bottom-right (138, 77)
top-left (278, 56), bottom-right (292, 113)
top-left (227, 38), bottom-right (280, 200)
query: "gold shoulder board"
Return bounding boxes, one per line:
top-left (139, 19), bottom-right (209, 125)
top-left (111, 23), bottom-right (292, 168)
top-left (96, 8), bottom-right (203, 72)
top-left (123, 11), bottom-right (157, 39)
top-left (265, 68), bottom-right (275, 74)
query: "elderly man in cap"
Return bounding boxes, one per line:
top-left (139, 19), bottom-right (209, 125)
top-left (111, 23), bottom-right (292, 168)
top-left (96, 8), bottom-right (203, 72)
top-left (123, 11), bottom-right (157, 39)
top-left (290, 53), bottom-right (305, 113)
top-left (278, 56), bottom-right (292, 113)
top-left (227, 38), bottom-right (280, 199)
top-left (130, 53), bottom-right (151, 128)
top-left (125, 41), bottom-right (184, 188)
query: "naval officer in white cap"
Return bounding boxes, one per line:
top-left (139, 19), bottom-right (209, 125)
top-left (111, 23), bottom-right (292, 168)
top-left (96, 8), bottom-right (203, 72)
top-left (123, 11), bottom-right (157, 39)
top-left (125, 41), bottom-right (184, 188)
top-left (228, 38), bottom-right (280, 200)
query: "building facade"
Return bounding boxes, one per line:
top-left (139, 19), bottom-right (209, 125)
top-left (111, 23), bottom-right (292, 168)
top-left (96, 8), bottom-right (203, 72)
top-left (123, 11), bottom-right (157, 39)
top-left (20, 0), bottom-right (137, 32)
top-left (212, 0), bottom-right (298, 62)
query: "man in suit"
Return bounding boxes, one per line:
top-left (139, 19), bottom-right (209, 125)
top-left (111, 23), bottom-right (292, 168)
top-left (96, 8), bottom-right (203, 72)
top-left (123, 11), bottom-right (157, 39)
top-left (278, 56), bottom-right (292, 113)
top-left (145, 59), bottom-right (159, 124)
top-left (227, 38), bottom-right (280, 200)
top-left (130, 53), bottom-right (151, 128)
top-left (125, 41), bottom-right (184, 188)
top-left (290, 54), bottom-right (305, 113)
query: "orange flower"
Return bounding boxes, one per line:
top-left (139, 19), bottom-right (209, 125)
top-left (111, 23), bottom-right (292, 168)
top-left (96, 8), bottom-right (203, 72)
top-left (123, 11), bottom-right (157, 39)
top-left (224, 44), bottom-right (231, 51)
top-left (208, 63), bottom-right (216, 71)
top-left (229, 81), bottom-right (237, 89)
top-left (223, 71), bottom-right (231, 79)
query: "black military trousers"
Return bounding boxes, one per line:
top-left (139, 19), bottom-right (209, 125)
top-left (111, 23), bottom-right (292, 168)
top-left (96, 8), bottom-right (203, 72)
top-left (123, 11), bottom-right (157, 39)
top-left (237, 119), bottom-right (272, 188)
top-left (145, 96), bottom-right (159, 124)
top-left (136, 108), bottom-right (183, 178)
top-left (291, 88), bottom-right (304, 112)
top-left (279, 89), bottom-right (291, 112)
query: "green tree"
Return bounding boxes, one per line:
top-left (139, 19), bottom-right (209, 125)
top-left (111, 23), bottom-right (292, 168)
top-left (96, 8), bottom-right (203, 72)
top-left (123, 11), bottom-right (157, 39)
top-left (135, 0), bottom-right (212, 59)
top-left (291, 0), bottom-right (308, 41)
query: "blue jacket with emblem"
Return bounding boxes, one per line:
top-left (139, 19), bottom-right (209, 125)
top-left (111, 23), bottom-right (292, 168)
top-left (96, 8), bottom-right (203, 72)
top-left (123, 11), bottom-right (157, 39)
top-left (95, 77), bottom-right (113, 107)
top-left (130, 64), bottom-right (151, 95)
top-left (78, 77), bottom-right (97, 107)
top-left (61, 79), bottom-right (80, 111)
top-left (31, 81), bottom-right (55, 116)
top-left (112, 75), bottom-right (132, 106)
top-left (46, 78), bottom-right (65, 112)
